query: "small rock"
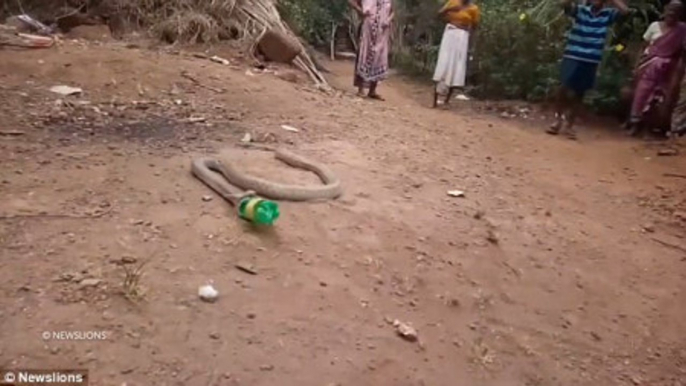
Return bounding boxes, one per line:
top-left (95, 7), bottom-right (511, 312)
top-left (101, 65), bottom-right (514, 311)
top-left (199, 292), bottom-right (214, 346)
top-left (642, 224), bottom-right (655, 233)
top-left (210, 55), bottom-right (230, 65)
top-left (320, 281), bottom-right (328, 287)
top-left (202, 195), bottom-right (213, 202)
top-left (281, 124), bottom-right (300, 133)
top-left (247, 312), bottom-right (257, 319)
top-left (590, 331), bottom-right (602, 341)
top-left (80, 278), bottom-right (102, 288)
top-left (486, 230), bottom-right (499, 245)
top-left (198, 284), bottom-right (219, 302)
top-left (393, 319), bottom-right (418, 342)
top-left (447, 190), bottom-right (465, 198)
top-left (259, 364), bottom-right (274, 371)
top-left (50, 85), bottom-right (82, 96)
top-left (209, 332), bottom-right (220, 340)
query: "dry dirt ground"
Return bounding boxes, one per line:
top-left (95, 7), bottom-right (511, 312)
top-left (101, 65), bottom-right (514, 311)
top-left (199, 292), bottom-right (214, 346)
top-left (1, 38), bottom-right (685, 386)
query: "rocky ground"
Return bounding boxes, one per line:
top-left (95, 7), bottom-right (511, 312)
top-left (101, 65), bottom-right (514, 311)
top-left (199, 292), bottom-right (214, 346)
top-left (0, 35), bottom-right (685, 386)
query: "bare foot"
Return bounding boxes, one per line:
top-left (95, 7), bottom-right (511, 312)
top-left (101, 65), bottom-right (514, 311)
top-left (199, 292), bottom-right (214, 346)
top-left (546, 120), bottom-right (562, 135)
top-left (368, 93), bottom-right (385, 101)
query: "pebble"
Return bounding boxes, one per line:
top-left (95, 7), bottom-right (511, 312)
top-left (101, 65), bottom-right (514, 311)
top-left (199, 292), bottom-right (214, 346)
top-left (202, 195), bottom-right (213, 202)
top-left (393, 320), bottom-right (418, 342)
top-left (79, 278), bottom-right (102, 288)
top-left (198, 284), bottom-right (219, 302)
top-left (209, 332), bottom-right (220, 340)
top-left (259, 364), bottom-right (274, 371)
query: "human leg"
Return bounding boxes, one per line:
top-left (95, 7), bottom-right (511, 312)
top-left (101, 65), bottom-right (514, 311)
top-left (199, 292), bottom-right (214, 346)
top-left (547, 86), bottom-right (568, 135)
top-left (368, 82), bottom-right (385, 100)
top-left (563, 92), bottom-right (583, 140)
top-left (445, 87), bottom-right (456, 105)
top-left (554, 59), bottom-right (597, 139)
top-left (627, 77), bottom-right (656, 137)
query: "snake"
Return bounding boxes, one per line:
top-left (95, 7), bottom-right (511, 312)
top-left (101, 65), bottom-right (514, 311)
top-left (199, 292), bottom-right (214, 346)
top-left (191, 148), bottom-right (342, 205)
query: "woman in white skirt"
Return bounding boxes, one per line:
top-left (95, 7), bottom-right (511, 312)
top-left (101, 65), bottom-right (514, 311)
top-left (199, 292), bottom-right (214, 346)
top-left (433, 0), bottom-right (481, 108)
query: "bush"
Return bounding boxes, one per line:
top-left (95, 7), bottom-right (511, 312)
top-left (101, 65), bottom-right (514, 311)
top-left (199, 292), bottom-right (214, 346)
top-left (278, 0), bottom-right (348, 47)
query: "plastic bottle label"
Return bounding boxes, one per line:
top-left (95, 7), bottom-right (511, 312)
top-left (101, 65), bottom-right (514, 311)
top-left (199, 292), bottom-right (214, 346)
top-left (243, 198), bottom-right (263, 221)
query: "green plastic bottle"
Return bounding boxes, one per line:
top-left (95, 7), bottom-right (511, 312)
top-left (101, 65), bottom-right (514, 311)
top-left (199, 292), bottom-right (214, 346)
top-left (238, 197), bottom-right (280, 225)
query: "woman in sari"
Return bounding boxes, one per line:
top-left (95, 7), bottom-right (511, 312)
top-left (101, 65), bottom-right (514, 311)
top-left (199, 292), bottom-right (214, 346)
top-left (627, 1), bottom-right (686, 137)
top-left (349, 0), bottom-right (394, 100)
top-left (432, 0), bottom-right (481, 108)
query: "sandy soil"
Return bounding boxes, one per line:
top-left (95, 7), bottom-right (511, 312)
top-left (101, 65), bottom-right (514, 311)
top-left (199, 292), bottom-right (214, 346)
top-left (0, 38), bottom-right (685, 386)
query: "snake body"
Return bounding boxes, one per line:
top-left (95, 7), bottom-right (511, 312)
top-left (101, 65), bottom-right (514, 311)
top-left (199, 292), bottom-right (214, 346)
top-left (191, 148), bottom-right (342, 205)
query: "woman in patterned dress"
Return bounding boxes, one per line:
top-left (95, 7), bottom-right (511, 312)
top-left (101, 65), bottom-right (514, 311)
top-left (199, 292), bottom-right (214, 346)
top-left (349, 0), bottom-right (394, 100)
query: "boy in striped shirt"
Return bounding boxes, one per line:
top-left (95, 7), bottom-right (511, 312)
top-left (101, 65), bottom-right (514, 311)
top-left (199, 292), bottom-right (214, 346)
top-left (548, 0), bottom-right (629, 139)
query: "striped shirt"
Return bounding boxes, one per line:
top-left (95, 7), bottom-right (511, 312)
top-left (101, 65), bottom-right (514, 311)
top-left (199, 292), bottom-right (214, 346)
top-left (564, 4), bottom-right (619, 64)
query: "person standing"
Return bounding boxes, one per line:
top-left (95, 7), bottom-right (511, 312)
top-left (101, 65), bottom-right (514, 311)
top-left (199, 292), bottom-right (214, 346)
top-left (548, 0), bottom-right (629, 139)
top-left (349, 0), bottom-right (394, 100)
top-left (627, 1), bottom-right (686, 137)
top-left (432, 0), bottom-right (481, 108)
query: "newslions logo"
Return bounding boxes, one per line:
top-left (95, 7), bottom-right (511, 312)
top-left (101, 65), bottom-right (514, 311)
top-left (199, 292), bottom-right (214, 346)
top-left (42, 331), bottom-right (108, 341)
top-left (1, 369), bottom-right (88, 385)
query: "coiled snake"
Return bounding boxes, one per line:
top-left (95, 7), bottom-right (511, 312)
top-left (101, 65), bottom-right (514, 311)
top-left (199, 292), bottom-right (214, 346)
top-left (191, 148), bottom-right (342, 205)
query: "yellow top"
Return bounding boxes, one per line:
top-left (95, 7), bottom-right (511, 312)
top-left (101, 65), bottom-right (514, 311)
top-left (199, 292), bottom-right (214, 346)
top-left (441, 0), bottom-right (481, 28)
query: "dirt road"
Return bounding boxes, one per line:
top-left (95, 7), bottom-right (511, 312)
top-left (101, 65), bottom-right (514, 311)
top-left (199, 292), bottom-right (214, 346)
top-left (0, 40), bottom-right (685, 386)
